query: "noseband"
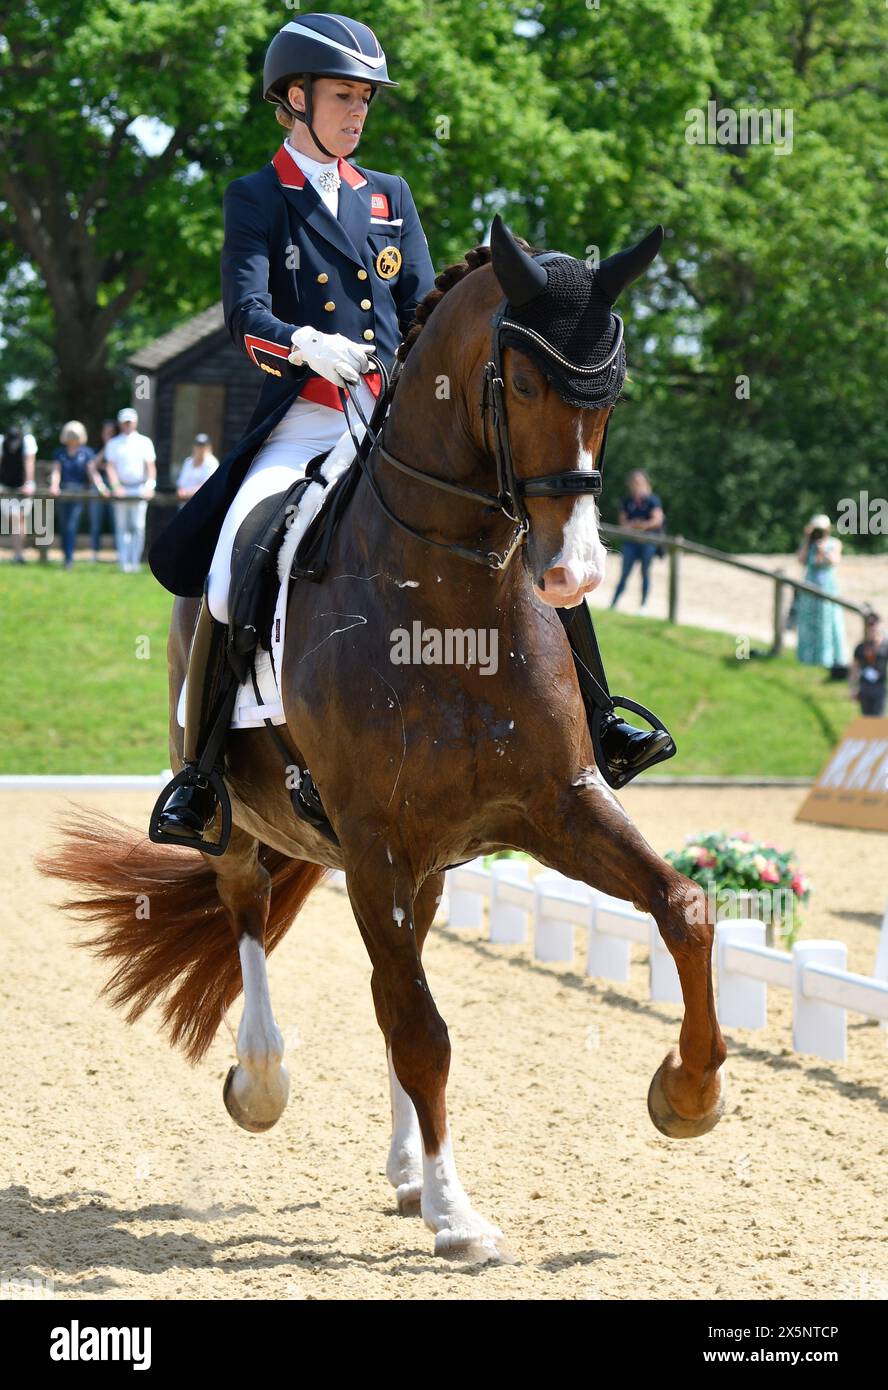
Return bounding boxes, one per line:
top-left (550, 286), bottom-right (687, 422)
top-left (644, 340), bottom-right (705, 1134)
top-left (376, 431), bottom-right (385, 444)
top-left (344, 252), bottom-right (622, 570)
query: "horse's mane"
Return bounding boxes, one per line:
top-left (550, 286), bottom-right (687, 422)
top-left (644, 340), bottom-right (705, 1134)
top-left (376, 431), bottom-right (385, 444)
top-left (397, 235), bottom-right (539, 363)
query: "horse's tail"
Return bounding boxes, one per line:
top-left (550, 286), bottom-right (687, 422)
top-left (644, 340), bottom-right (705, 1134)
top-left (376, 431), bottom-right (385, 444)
top-left (37, 808), bottom-right (327, 1064)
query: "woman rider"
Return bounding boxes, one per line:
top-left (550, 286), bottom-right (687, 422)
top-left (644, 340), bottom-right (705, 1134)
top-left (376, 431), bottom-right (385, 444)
top-left (150, 13), bottom-right (437, 841)
top-left (149, 12), bottom-right (669, 845)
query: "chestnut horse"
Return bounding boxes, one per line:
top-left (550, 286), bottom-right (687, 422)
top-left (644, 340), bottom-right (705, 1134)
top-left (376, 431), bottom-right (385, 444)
top-left (43, 217), bottom-right (726, 1261)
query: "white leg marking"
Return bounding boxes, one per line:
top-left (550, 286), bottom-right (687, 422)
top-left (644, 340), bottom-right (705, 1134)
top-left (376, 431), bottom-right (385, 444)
top-left (421, 1125), bottom-right (504, 1256)
top-left (385, 1047), bottom-right (423, 1212)
top-left (225, 934), bottom-right (289, 1130)
top-left (237, 934), bottom-right (284, 1067)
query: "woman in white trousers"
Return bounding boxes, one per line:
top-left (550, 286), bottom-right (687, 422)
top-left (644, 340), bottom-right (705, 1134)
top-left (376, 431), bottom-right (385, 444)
top-left (206, 374), bottom-right (376, 625)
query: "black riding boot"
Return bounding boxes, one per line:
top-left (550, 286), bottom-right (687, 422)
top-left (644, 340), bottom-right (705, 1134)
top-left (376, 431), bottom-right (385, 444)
top-left (597, 712), bottom-right (674, 783)
top-left (155, 597), bottom-right (238, 841)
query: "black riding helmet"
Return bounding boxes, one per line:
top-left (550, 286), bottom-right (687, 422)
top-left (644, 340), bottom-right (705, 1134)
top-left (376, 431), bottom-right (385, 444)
top-left (263, 14), bottom-right (397, 159)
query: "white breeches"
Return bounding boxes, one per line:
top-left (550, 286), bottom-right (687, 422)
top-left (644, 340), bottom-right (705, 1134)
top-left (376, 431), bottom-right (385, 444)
top-left (207, 380), bottom-right (377, 623)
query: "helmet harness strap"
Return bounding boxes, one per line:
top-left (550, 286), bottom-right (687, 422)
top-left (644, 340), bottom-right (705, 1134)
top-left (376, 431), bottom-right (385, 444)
top-left (285, 74), bottom-right (377, 161)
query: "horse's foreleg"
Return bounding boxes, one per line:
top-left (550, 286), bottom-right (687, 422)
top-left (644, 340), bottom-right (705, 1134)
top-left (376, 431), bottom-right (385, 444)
top-left (213, 827), bottom-right (289, 1133)
top-left (525, 775), bottom-right (727, 1139)
top-left (370, 873), bottom-right (442, 1215)
top-left (349, 853), bottom-right (508, 1260)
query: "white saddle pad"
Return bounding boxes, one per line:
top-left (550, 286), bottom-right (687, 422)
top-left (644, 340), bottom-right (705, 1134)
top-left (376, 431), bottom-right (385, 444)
top-left (176, 436), bottom-right (357, 731)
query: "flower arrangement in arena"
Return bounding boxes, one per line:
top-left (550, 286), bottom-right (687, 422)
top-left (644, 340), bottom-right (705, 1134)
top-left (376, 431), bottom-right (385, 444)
top-left (665, 830), bottom-right (812, 947)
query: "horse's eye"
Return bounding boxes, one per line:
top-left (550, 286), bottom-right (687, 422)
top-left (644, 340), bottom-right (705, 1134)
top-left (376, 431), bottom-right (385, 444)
top-left (513, 377), bottom-right (532, 397)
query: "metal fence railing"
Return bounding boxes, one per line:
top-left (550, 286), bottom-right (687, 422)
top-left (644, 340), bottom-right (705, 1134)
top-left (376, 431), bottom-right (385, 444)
top-left (600, 524), bottom-right (874, 653)
top-left (0, 487), bottom-right (180, 563)
top-left (2, 491), bottom-right (875, 649)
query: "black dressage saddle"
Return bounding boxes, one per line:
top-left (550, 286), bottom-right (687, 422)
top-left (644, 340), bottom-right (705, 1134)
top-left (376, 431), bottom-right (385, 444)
top-left (220, 450), bottom-right (362, 847)
top-left (226, 450), bottom-right (361, 668)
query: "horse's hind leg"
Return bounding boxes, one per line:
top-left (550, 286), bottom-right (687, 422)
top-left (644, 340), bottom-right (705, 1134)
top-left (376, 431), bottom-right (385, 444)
top-left (349, 853), bottom-right (508, 1260)
top-left (212, 826), bottom-right (289, 1133)
top-left (370, 874), bottom-right (442, 1216)
top-left (525, 775), bottom-right (727, 1139)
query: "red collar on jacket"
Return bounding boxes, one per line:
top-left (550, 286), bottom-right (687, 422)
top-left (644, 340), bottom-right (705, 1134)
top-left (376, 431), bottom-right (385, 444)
top-left (272, 145), bottom-right (368, 191)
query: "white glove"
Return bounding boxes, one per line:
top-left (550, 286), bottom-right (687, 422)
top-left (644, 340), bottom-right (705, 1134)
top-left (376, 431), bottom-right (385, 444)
top-left (288, 326), bottom-right (371, 387)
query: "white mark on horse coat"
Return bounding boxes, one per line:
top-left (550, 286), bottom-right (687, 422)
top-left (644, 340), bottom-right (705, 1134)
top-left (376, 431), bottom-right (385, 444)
top-left (297, 612), bottom-right (368, 663)
top-left (371, 666), bottom-right (407, 806)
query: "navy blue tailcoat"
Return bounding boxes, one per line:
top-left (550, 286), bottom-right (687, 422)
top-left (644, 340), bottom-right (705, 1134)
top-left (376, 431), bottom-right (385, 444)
top-left (149, 145), bottom-right (435, 597)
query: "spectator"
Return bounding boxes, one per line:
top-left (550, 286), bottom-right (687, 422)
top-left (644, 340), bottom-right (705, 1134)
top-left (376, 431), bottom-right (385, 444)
top-left (795, 513), bottom-right (846, 672)
top-left (176, 433), bottom-right (220, 507)
top-left (49, 422), bottom-right (95, 569)
top-left (0, 424), bottom-right (37, 564)
top-left (87, 420), bottom-right (117, 562)
top-left (103, 407), bottom-right (156, 573)
top-left (610, 469), bottom-right (664, 614)
top-left (849, 613), bottom-right (887, 717)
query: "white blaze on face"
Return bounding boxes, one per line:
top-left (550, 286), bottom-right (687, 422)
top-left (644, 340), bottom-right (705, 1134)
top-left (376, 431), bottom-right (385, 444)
top-left (534, 417), bottom-right (607, 605)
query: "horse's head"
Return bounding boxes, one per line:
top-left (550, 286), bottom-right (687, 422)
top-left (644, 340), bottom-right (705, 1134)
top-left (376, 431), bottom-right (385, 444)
top-left (484, 215), bottom-right (663, 608)
top-left (380, 218), bottom-right (663, 604)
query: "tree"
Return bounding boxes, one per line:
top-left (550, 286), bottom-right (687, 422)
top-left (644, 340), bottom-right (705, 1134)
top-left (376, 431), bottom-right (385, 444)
top-left (1, 0), bottom-right (885, 554)
top-left (0, 0), bottom-right (268, 441)
top-left (0, 0), bottom-right (590, 446)
top-left (527, 0), bottom-right (888, 550)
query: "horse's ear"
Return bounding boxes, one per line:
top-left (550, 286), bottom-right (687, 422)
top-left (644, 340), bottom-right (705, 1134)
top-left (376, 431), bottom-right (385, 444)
top-left (594, 226), bottom-right (664, 304)
top-left (489, 213), bottom-right (548, 306)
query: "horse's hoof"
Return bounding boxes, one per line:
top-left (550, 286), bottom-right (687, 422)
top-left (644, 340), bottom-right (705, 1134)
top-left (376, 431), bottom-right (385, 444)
top-left (647, 1055), bottom-right (726, 1139)
top-left (396, 1180), bottom-right (422, 1216)
top-left (433, 1225), bottom-right (517, 1265)
top-left (223, 1062), bottom-right (289, 1133)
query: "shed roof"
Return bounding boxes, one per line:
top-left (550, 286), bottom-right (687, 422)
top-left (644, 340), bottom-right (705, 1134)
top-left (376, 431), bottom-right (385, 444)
top-left (127, 302), bottom-right (226, 371)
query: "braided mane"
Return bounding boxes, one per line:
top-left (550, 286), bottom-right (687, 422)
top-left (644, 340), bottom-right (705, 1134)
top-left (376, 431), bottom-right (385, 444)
top-left (397, 235), bottom-right (539, 362)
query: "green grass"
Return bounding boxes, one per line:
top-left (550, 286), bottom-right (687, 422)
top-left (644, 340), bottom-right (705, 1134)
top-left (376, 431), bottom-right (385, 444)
top-left (597, 610), bottom-right (852, 777)
top-left (1, 564), bottom-right (174, 774)
top-left (0, 563), bottom-right (855, 776)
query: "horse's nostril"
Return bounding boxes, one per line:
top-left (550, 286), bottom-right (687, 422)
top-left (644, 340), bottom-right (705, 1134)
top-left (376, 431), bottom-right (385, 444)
top-left (543, 566), bottom-right (574, 592)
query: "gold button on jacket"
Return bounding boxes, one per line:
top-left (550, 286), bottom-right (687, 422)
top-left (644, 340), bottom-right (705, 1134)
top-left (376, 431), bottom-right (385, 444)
top-left (360, 298), bottom-right (372, 310)
top-left (317, 272), bottom-right (329, 284)
top-left (323, 300), bottom-right (335, 311)
top-left (363, 329), bottom-right (375, 340)
top-left (357, 268), bottom-right (368, 280)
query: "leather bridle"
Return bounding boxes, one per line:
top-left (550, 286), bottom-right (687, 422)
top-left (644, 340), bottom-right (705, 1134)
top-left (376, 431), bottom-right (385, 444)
top-left (340, 252), bottom-right (624, 570)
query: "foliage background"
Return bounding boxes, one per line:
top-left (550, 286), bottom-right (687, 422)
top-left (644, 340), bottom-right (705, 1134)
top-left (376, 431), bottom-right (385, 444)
top-left (1, 0), bottom-right (885, 551)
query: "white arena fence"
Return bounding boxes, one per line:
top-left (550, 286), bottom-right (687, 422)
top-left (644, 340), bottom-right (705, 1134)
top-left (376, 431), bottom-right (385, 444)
top-left (327, 860), bottom-right (888, 1066)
